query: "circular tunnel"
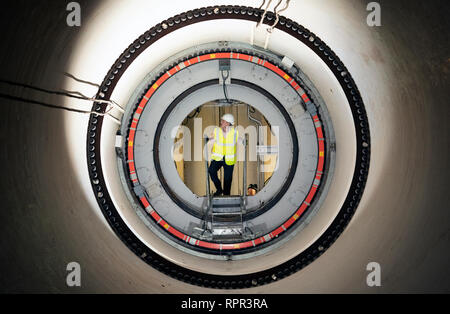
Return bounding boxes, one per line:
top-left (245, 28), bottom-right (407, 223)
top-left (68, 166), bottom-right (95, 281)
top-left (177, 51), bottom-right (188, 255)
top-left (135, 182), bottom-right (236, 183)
top-left (0, 0), bottom-right (449, 293)
top-left (86, 8), bottom-right (367, 282)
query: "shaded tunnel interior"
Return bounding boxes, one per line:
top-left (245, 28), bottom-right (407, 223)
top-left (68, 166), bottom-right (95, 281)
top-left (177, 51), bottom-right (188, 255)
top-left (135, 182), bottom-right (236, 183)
top-left (0, 0), bottom-right (449, 293)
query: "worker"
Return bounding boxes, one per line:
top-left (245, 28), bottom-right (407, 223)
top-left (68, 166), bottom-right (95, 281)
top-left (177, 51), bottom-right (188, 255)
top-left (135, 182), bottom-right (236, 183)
top-left (208, 114), bottom-right (239, 196)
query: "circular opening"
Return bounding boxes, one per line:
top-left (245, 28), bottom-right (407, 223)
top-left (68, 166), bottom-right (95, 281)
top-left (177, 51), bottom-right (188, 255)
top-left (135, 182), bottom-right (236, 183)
top-left (83, 5), bottom-right (369, 287)
top-left (173, 100), bottom-right (277, 198)
top-left (152, 75), bottom-right (300, 224)
top-left (126, 44), bottom-right (331, 258)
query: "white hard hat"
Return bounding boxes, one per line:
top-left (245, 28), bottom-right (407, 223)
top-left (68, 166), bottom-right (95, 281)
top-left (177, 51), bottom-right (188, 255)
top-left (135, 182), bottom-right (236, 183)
top-left (221, 114), bottom-right (235, 125)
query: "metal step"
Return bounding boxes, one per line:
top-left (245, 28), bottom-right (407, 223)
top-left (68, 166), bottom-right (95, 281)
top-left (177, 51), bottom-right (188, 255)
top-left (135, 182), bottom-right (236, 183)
top-left (212, 218), bottom-right (242, 227)
top-left (212, 225), bottom-right (244, 239)
top-left (212, 207), bottom-right (242, 214)
top-left (210, 196), bottom-right (245, 240)
top-left (212, 220), bottom-right (243, 227)
top-left (212, 197), bottom-right (241, 208)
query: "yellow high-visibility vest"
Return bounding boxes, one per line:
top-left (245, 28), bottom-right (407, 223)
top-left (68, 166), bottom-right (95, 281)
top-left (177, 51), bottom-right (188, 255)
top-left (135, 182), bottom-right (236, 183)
top-left (211, 127), bottom-right (239, 166)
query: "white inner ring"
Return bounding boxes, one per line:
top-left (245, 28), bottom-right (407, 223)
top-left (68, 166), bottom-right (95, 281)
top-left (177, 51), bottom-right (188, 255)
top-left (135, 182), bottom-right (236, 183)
top-left (131, 56), bottom-right (322, 241)
top-left (93, 19), bottom-right (355, 276)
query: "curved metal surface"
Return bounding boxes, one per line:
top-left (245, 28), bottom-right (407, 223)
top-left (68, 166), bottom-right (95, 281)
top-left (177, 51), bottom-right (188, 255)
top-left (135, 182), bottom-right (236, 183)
top-left (0, 0), bottom-right (449, 293)
top-left (85, 5), bottom-right (363, 285)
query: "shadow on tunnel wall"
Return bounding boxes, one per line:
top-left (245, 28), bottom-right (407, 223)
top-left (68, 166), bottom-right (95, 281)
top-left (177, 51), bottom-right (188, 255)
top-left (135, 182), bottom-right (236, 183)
top-left (0, 1), bottom-right (105, 293)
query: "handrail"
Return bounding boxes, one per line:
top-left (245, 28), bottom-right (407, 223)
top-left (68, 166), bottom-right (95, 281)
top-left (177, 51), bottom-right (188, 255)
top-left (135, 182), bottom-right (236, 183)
top-left (242, 134), bottom-right (248, 213)
top-left (247, 105), bottom-right (263, 191)
top-left (204, 136), bottom-right (212, 209)
top-left (203, 136), bottom-right (212, 232)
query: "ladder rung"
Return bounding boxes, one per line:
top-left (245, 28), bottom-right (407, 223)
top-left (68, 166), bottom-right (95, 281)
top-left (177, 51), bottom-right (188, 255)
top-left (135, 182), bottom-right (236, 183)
top-left (213, 203), bottom-right (241, 208)
top-left (212, 228), bottom-right (243, 235)
top-left (212, 207), bottom-right (242, 213)
top-left (212, 221), bottom-right (243, 227)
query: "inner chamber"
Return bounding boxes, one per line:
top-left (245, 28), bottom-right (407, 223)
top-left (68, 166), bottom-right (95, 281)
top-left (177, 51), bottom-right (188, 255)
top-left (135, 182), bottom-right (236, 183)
top-left (174, 102), bottom-right (277, 198)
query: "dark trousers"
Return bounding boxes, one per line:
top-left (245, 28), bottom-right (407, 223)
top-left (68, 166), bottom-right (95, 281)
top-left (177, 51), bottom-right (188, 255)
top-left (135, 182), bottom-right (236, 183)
top-left (208, 158), bottom-right (234, 195)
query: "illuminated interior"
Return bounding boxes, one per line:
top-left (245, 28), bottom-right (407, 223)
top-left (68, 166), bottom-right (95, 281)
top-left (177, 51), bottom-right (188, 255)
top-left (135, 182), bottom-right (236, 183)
top-left (174, 102), bottom-right (277, 197)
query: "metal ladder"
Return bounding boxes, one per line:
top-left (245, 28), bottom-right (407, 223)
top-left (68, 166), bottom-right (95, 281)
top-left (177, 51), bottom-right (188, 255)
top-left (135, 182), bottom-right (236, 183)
top-left (210, 196), bottom-right (244, 241)
top-left (202, 134), bottom-right (250, 242)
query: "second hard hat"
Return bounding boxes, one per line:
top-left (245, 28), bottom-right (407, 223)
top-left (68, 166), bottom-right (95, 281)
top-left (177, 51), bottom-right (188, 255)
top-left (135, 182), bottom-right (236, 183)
top-left (221, 113), bottom-right (235, 125)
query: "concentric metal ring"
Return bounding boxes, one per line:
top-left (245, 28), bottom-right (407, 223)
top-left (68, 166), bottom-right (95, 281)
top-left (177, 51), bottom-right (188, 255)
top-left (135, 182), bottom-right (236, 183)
top-left (86, 5), bottom-right (370, 289)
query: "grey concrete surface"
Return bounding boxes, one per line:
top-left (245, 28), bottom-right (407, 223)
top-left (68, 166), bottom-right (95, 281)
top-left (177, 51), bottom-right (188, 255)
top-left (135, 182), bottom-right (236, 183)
top-left (0, 0), bottom-right (449, 293)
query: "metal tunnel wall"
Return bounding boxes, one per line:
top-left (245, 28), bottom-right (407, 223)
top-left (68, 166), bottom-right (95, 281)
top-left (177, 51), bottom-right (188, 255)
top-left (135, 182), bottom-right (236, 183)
top-left (0, 0), bottom-right (449, 293)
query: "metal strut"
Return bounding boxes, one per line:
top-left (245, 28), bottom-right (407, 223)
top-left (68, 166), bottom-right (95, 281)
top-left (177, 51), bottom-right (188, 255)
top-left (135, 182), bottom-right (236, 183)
top-left (0, 75), bottom-right (124, 125)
